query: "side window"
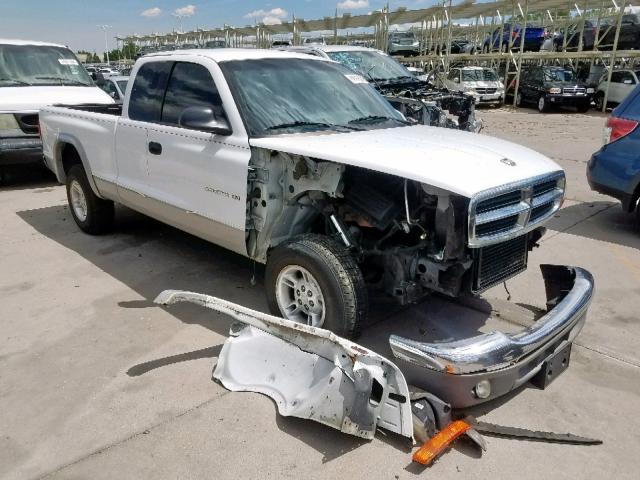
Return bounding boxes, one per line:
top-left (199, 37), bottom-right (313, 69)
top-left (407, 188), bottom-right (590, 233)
top-left (447, 69), bottom-right (458, 81)
top-left (620, 71), bottom-right (636, 84)
top-left (161, 62), bottom-right (224, 126)
top-left (102, 82), bottom-right (117, 98)
top-left (128, 61), bottom-right (172, 122)
top-left (611, 71), bottom-right (623, 83)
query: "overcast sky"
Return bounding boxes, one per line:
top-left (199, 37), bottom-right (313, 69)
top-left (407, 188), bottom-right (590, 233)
top-left (0, 0), bottom-right (438, 52)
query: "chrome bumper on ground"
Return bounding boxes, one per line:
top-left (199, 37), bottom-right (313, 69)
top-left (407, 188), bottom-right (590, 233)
top-left (389, 265), bottom-right (594, 407)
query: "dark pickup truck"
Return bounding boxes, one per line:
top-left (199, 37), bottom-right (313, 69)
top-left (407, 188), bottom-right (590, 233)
top-left (599, 14), bottom-right (640, 50)
top-left (515, 65), bottom-right (593, 112)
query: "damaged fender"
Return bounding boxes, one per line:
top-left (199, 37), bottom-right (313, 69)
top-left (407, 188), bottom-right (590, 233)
top-left (154, 290), bottom-right (414, 441)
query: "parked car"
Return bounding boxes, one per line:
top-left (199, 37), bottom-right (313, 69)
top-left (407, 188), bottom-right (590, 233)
top-left (387, 31), bottom-right (420, 56)
top-left (598, 14), bottom-right (640, 50)
top-left (204, 40), bottom-right (227, 49)
top-left (594, 69), bottom-right (640, 110)
top-left (98, 76), bottom-right (129, 104)
top-left (0, 39), bottom-right (113, 178)
top-left (177, 43), bottom-right (199, 50)
top-left (515, 65), bottom-right (593, 112)
top-left (482, 23), bottom-right (546, 52)
top-left (588, 84), bottom-right (640, 223)
top-left (98, 67), bottom-right (120, 78)
top-left (444, 66), bottom-right (504, 106)
top-left (302, 36), bottom-right (326, 45)
top-left (279, 45), bottom-right (478, 131)
top-left (39, 48), bottom-right (593, 407)
top-left (547, 20), bottom-right (597, 51)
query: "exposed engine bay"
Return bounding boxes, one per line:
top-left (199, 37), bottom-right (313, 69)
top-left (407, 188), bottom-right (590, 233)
top-left (377, 81), bottom-right (480, 132)
top-left (246, 150), bottom-right (543, 304)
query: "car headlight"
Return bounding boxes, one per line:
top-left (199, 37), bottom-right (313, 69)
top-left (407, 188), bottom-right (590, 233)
top-left (412, 41), bottom-right (419, 46)
top-left (0, 114), bottom-right (19, 130)
top-left (587, 87), bottom-right (595, 94)
top-left (549, 87), bottom-right (562, 94)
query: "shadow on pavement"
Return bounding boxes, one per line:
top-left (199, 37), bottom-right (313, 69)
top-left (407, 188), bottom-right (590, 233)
top-left (546, 201), bottom-right (640, 250)
top-left (0, 164), bottom-right (57, 190)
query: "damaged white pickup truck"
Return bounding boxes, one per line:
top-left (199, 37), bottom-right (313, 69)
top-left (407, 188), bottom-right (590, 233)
top-left (40, 50), bottom-right (593, 427)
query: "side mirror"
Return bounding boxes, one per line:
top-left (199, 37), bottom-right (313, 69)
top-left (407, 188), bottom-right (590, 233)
top-left (623, 79), bottom-right (634, 85)
top-left (110, 91), bottom-right (117, 98)
top-left (453, 77), bottom-right (460, 83)
top-left (179, 106), bottom-right (232, 135)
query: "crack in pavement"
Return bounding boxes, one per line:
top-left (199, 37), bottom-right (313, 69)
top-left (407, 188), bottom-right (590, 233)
top-left (35, 391), bottom-right (230, 480)
top-left (574, 342), bottom-right (640, 369)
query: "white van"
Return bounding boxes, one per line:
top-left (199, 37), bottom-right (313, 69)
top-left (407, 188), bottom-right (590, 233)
top-left (0, 39), bottom-right (113, 176)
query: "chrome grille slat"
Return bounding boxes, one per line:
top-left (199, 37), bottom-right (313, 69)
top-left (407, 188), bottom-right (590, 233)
top-left (468, 172), bottom-right (565, 248)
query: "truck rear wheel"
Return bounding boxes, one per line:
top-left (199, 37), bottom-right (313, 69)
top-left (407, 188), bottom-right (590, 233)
top-left (265, 234), bottom-right (367, 339)
top-left (66, 165), bottom-right (114, 234)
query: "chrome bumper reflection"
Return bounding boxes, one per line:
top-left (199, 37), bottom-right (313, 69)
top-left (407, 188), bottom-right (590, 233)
top-left (389, 265), bottom-right (594, 374)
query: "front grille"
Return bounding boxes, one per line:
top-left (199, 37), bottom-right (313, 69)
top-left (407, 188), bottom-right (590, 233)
top-left (476, 190), bottom-right (521, 214)
top-left (473, 235), bottom-right (528, 292)
top-left (14, 113), bottom-right (39, 134)
top-left (469, 172), bottom-right (565, 247)
top-left (562, 87), bottom-right (586, 95)
top-left (476, 88), bottom-right (498, 94)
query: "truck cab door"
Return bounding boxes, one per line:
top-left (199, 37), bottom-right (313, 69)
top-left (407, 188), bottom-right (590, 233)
top-left (145, 60), bottom-right (250, 255)
top-left (115, 61), bottom-right (173, 202)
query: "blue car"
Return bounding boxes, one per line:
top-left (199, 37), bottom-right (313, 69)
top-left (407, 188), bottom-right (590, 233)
top-left (587, 84), bottom-right (640, 222)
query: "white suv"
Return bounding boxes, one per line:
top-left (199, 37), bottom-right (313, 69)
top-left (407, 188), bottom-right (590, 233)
top-left (595, 69), bottom-right (640, 110)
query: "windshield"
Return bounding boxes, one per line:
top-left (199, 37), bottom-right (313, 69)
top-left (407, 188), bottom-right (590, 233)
top-left (0, 44), bottom-right (93, 87)
top-left (543, 68), bottom-right (576, 82)
top-left (461, 69), bottom-right (498, 81)
top-left (326, 50), bottom-right (412, 82)
top-left (219, 58), bottom-right (405, 137)
top-left (390, 32), bottom-right (416, 40)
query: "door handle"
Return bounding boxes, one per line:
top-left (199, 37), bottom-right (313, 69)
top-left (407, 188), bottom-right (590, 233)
top-left (148, 141), bottom-right (162, 155)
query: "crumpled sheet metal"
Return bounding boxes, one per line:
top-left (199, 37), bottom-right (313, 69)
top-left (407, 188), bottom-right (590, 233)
top-left (154, 290), bottom-right (414, 441)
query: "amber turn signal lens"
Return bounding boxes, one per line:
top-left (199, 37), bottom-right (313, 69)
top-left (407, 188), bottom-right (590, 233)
top-left (412, 420), bottom-right (471, 466)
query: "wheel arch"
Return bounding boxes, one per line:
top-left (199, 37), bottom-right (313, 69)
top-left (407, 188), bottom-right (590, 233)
top-left (54, 134), bottom-right (102, 198)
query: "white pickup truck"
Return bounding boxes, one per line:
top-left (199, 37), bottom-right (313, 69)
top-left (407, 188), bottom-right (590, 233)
top-left (0, 39), bottom-right (113, 177)
top-left (40, 49), bottom-right (593, 407)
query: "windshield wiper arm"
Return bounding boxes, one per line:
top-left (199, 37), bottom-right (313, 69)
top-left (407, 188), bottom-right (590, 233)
top-left (348, 115), bottom-right (410, 125)
top-left (0, 78), bottom-right (31, 86)
top-left (35, 76), bottom-right (90, 86)
top-left (266, 121), bottom-right (361, 132)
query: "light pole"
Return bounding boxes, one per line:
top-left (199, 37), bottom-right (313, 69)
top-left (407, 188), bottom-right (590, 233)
top-left (172, 13), bottom-right (186, 33)
top-left (97, 25), bottom-right (112, 64)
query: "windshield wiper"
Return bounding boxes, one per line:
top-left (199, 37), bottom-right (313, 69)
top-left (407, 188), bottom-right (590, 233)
top-left (35, 76), bottom-right (90, 86)
top-left (0, 78), bottom-right (31, 86)
top-left (266, 121), bottom-right (361, 132)
top-left (348, 115), bottom-right (410, 125)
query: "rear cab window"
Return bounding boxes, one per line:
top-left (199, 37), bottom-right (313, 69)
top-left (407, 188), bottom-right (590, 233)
top-left (128, 61), bottom-right (172, 122)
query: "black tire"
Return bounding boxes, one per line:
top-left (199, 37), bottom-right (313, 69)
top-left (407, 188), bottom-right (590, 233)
top-left (538, 94), bottom-right (549, 113)
top-left (577, 101), bottom-right (591, 113)
top-left (65, 164), bottom-right (114, 234)
top-left (516, 91), bottom-right (524, 107)
top-left (265, 234), bottom-right (367, 339)
top-left (594, 92), bottom-right (605, 111)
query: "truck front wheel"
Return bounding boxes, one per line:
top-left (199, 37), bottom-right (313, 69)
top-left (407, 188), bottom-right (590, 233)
top-left (66, 165), bottom-right (114, 234)
top-left (265, 234), bottom-right (367, 339)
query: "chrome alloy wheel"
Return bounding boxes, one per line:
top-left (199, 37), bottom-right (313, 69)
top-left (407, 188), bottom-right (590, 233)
top-left (275, 265), bottom-right (326, 327)
top-left (69, 180), bottom-right (88, 222)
